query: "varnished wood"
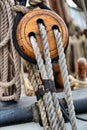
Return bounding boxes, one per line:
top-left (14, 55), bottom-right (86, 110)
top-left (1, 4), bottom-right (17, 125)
top-left (16, 9), bottom-right (68, 61)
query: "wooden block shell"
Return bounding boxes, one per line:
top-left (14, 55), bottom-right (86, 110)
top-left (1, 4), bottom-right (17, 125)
top-left (16, 9), bottom-right (68, 61)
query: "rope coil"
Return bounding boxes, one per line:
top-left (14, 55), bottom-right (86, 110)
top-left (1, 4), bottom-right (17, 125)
top-left (0, 0), bottom-right (21, 101)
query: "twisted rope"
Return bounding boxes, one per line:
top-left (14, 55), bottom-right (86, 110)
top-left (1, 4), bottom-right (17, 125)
top-left (38, 23), bottom-right (54, 80)
top-left (13, 0), bottom-right (47, 14)
top-left (12, 1), bottom-right (77, 129)
top-left (30, 36), bottom-right (62, 130)
top-left (38, 23), bottom-right (66, 130)
top-left (27, 63), bottom-right (50, 130)
top-left (13, 5), bottom-right (33, 14)
top-left (0, 0), bottom-right (21, 101)
top-left (53, 29), bottom-right (77, 130)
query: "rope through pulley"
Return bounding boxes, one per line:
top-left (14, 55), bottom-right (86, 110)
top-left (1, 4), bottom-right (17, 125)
top-left (13, 0), bottom-right (77, 130)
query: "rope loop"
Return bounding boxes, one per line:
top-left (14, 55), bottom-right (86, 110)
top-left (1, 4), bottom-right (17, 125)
top-left (0, 0), bottom-right (21, 101)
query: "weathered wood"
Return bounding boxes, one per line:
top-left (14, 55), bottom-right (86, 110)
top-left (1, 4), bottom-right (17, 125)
top-left (16, 9), bottom-right (68, 61)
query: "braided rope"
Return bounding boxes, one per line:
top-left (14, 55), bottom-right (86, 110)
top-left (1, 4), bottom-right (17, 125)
top-left (0, 0), bottom-right (21, 101)
top-left (53, 29), bottom-right (77, 130)
top-left (27, 63), bottom-right (50, 130)
top-left (38, 23), bottom-right (66, 130)
top-left (30, 36), bottom-right (62, 130)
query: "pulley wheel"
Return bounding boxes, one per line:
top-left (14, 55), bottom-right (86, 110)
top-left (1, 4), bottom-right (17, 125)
top-left (16, 9), bottom-right (68, 62)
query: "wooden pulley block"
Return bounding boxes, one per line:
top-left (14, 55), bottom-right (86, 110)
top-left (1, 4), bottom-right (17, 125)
top-left (16, 9), bottom-right (68, 62)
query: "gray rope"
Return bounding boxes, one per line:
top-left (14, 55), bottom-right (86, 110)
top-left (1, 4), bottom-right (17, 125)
top-left (30, 36), bottom-right (60, 130)
top-left (38, 23), bottom-right (54, 80)
top-left (38, 23), bottom-right (66, 130)
top-left (28, 63), bottom-right (50, 130)
top-left (53, 29), bottom-right (77, 130)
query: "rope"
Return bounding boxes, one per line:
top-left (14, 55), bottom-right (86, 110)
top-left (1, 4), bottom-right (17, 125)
top-left (53, 29), bottom-right (77, 130)
top-left (13, 5), bottom-right (31, 14)
top-left (0, 0), bottom-right (21, 101)
top-left (30, 36), bottom-right (61, 130)
top-left (13, 0), bottom-right (47, 14)
top-left (27, 63), bottom-right (50, 130)
top-left (38, 23), bottom-right (66, 130)
top-left (12, 1), bottom-right (77, 129)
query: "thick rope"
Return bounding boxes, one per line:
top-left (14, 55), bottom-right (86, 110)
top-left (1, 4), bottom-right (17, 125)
top-left (38, 23), bottom-right (66, 130)
top-left (27, 63), bottom-right (50, 130)
top-left (0, 0), bottom-right (21, 101)
top-left (12, 1), bottom-right (77, 129)
top-left (30, 36), bottom-right (63, 130)
top-left (13, 5), bottom-right (32, 14)
top-left (38, 23), bottom-right (54, 80)
top-left (53, 29), bottom-right (77, 130)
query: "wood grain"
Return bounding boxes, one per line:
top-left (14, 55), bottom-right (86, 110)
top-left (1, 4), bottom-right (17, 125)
top-left (16, 9), bottom-right (68, 61)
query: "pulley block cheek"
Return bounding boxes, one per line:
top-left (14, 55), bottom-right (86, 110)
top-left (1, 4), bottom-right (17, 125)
top-left (16, 9), bottom-right (68, 62)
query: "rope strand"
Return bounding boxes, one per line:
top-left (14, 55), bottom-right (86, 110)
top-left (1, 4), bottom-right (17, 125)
top-left (53, 29), bottom-right (77, 130)
top-left (0, 0), bottom-right (21, 101)
top-left (30, 35), bottom-right (64, 130)
top-left (38, 23), bottom-right (66, 130)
